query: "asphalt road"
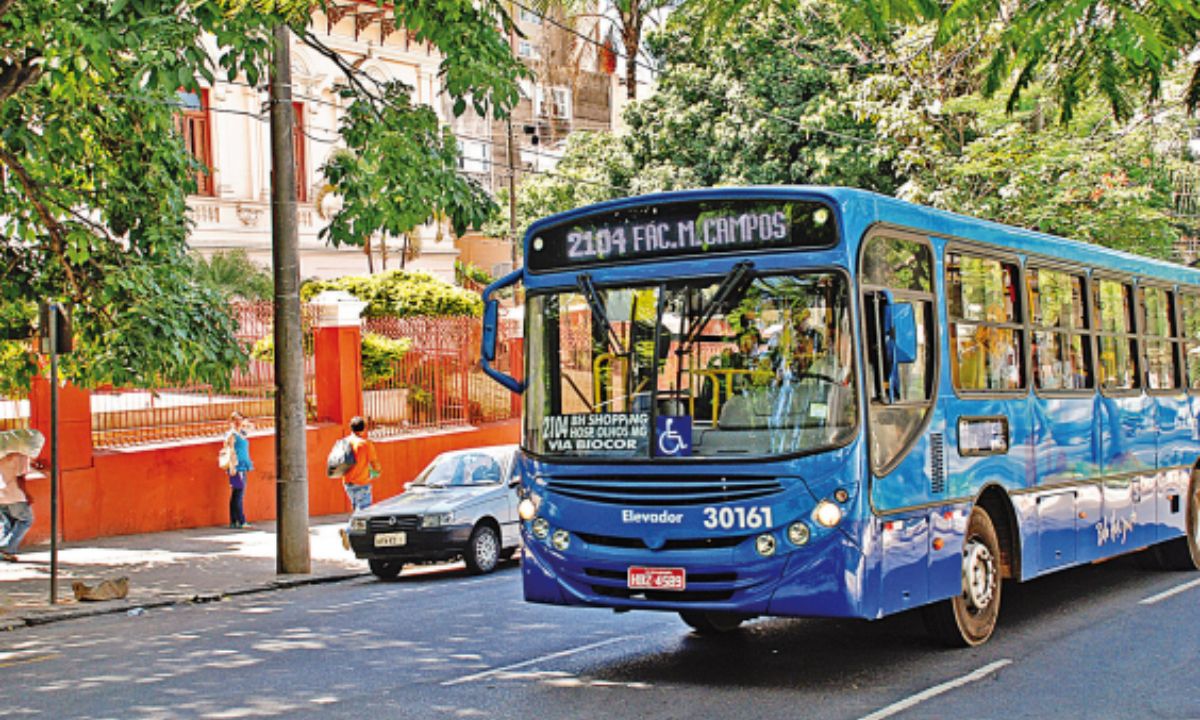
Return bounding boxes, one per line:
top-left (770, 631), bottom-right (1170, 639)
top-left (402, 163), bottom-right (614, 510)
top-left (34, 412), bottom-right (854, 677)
top-left (1, 553), bottom-right (1197, 720)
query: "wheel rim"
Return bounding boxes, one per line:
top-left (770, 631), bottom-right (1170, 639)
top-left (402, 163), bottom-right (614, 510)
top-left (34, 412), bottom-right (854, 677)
top-left (476, 530), bottom-right (498, 569)
top-left (963, 538), bottom-right (997, 613)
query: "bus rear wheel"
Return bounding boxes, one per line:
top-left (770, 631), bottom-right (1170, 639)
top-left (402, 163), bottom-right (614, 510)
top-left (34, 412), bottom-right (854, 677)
top-left (679, 611), bottom-right (745, 635)
top-left (1151, 472), bottom-right (1200, 571)
top-left (922, 506), bottom-right (1002, 647)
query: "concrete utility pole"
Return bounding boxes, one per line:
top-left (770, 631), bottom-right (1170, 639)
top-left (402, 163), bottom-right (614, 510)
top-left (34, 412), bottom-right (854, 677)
top-left (506, 117), bottom-right (518, 271)
top-left (269, 22), bottom-right (311, 574)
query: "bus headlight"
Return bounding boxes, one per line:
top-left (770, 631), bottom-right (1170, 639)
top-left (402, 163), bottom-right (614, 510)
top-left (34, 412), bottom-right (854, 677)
top-left (551, 529), bottom-right (570, 551)
top-left (755, 533), bottom-right (776, 557)
top-left (787, 522), bottom-right (810, 546)
top-left (518, 498), bottom-right (537, 521)
top-left (813, 500), bottom-right (843, 528)
top-left (531, 518), bottom-right (550, 539)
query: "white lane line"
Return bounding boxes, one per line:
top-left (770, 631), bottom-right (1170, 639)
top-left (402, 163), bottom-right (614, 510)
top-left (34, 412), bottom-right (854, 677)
top-left (440, 636), bottom-right (634, 686)
top-left (1140, 577), bottom-right (1200, 605)
top-left (857, 659), bottom-right (1013, 720)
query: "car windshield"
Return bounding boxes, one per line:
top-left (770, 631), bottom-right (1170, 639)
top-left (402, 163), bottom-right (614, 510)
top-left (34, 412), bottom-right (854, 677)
top-left (412, 453), bottom-right (506, 487)
top-left (524, 271), bottom-right (857, 459)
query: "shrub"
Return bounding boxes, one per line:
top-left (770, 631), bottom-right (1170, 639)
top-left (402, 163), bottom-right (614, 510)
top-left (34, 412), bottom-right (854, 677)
top-left (302, 269), bottom-right (482, 318)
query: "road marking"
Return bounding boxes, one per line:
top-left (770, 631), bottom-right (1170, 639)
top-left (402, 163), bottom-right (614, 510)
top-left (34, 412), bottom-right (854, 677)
top-left (0, 653), bottom-right (60, 669)
top-left (857, 659), bottom-right (1013, 720)
top-left (1140, 577), bottom-right (1200, 605)
top-left (440, 636), bottom-right (634, 686)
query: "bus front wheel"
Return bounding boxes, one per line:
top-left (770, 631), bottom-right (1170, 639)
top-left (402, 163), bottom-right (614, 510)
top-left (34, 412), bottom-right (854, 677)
top-left (679, 611), bottom-right (745, 635)
top-left (922, 506), bottom-right (1002, 647)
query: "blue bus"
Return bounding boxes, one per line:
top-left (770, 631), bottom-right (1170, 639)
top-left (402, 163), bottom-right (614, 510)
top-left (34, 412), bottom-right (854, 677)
top-left (480, 186), bottom-right (1200, 646)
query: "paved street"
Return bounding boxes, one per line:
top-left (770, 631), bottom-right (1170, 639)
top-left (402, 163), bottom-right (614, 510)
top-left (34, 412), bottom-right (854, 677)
top-left (0, 550), bottom-right (1197, 720)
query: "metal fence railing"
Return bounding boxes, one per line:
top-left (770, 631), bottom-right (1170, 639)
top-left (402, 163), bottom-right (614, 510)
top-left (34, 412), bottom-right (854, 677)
top-left (90, 302), bottom-right (318, 449)
top-left (364, 315), bottom-right (522, 439)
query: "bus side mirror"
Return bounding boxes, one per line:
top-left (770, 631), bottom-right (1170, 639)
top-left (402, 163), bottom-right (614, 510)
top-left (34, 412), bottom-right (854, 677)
top-left (480, 269), bottom-right (525, 394)
top-left (883, 298), bottom-right (917, 403)
top-left (888, 302), bottom-right (917, 364)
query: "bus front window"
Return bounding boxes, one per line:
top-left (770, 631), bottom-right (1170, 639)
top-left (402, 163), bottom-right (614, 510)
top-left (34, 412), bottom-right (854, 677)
top-left (525, 272), bottom-right (857, 459)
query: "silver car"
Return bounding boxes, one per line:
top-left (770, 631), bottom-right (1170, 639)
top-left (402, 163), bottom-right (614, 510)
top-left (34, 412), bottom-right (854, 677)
top-left (347, 444), bottom-right (521, 579)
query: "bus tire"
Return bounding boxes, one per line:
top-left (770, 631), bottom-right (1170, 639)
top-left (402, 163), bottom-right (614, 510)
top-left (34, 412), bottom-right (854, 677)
top-left (679, 611), bottom-right (745, 635)
top-left (922, 506), bottom-right (1002, 647)
top-left (1151, 473), bottom-right (1200, 571)
top-left (369, 559), bottom-right (403, 580)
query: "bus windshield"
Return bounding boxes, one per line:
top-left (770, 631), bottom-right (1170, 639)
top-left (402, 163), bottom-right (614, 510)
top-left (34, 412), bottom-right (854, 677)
top-left (525, 271), bottom-right (857, 459)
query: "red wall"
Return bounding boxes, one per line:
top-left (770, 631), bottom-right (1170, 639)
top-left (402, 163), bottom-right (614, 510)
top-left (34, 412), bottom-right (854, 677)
top-left (20, 420), bottom-right (519, 543)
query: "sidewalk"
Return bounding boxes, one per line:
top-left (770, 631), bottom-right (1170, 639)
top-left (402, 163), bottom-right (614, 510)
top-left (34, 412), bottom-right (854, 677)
top-left (0, 516), bottom-right (370, 631)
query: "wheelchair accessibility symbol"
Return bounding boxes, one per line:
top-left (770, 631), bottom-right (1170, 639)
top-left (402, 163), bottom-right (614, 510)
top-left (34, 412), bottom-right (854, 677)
top-left (655, 416), bottom-right (692, 457)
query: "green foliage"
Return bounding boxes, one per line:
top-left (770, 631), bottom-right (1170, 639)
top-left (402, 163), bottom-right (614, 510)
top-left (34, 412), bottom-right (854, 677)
top-left (192, 250), bottom-right (274, 301)
top-left (302, 270), bottom-right (482, 318)
top-left (0, 0), bottom-right (523, 394)
top-left (361, 332), bottom-right (412, 389)
top-left (454, 260), bottom-right (494, 287)
top-left (627, 3), bottom-right (898, 192)
top-left (483, 131), bottom-right (633, 241)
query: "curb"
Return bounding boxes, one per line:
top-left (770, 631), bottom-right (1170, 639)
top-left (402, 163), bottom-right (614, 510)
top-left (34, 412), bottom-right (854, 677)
top-left (1, 570), bottom-right (370, 632)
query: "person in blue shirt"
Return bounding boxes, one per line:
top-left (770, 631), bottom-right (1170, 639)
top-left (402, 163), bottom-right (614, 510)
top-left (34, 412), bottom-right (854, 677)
top-left (223, 412), bottom-right (254, 529)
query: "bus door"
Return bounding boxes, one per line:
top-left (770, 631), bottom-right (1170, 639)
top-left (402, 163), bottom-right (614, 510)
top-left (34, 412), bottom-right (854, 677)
top-left (1026, 266), bottom-right (1101, 567)
top-left (1094, 278), bottom-right (1157, 553)
top-left (860, 233), bottom-right (941, 615)
top-left (943, 251), bottom-right (1033, 557)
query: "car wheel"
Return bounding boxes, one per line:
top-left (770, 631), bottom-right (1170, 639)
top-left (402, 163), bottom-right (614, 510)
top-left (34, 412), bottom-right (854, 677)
top-left (465, 525), bottom-right (500, 575)
top-left (369, 559), bottom-right (403, 580)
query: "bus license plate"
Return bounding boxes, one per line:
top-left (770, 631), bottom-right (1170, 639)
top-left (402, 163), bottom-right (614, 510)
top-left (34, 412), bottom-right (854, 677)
top-left (628, 566), bottom-right (686, 591)
top-left (374, 532), bottom-right (407, 548)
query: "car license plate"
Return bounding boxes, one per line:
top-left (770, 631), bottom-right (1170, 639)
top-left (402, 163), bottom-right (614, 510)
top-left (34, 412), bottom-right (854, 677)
top-left (627, 566), bottom-right (686, 591)
top-left (374, 531), bottom-right (407, 548)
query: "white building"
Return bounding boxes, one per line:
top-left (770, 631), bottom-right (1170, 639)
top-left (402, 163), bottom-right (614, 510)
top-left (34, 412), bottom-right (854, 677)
top-left (183, 4), bottom-right (615, 283)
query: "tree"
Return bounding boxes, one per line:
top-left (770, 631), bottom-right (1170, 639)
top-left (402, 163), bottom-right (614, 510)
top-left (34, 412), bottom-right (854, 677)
top-left (531, 0), bottom-right (673, 100)
top-left (694, 0), bottom-right (1200, 123)
top-left (192, 250), bottom-right (274, 302)
top-left (0, 0), bottom-right (525, 393)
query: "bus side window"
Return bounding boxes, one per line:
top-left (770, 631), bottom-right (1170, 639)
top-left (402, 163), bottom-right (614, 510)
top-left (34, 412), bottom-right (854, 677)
top-left (860, 234), bottom-right (936, 475)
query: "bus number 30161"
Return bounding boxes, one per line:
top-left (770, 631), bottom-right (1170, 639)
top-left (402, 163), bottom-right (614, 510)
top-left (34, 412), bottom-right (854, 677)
top-left (703, 506), bottom-right (773, 530)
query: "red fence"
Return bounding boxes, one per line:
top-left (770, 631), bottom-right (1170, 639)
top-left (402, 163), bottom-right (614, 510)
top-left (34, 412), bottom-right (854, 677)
top-left (87, 305), bottom-right (521, 448)
top-left (90, 303), bottom-right (319, 449)
top-left (363, 316), bottom-right (522, 438)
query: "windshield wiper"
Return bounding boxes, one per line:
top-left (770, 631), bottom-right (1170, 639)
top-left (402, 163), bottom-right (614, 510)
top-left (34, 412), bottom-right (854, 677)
top-left (576, 273), bottom-right (626, 355)
top-left (675, 261), bottom-right (755, 357)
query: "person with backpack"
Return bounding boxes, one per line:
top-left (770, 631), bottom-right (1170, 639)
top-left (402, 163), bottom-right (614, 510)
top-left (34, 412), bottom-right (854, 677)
top-left (222, 412), bottom-right (254, 529)
top-left (332, 416), bottom-right (381, 546)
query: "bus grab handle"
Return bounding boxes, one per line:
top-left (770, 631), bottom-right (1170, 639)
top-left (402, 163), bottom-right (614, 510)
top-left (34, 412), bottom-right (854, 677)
top-left (481, 268), bottom-right (525, 394)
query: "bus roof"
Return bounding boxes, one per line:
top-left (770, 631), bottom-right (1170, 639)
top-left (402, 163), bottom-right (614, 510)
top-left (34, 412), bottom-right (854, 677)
top-left (524, 185), bottom-right (1200, 286)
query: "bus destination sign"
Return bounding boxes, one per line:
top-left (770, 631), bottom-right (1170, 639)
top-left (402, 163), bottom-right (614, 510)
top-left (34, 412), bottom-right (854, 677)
top-left (527, 198), bottom-right (838, 272)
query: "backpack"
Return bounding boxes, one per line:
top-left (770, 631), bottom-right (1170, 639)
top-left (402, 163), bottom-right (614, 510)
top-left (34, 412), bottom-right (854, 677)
top-left (326, 437), bottom-right (357, 478)
top-left (218, 436), bottom-right (236, 472)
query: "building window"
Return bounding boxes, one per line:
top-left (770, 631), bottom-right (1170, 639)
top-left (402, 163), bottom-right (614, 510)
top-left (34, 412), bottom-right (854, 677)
top-left (518, 7), bottom-right (543, 24)
top-left (1028, 266), bottom-right (1092, 391)
top-left (1094, 278), bottom-right (1139, 391)
top-left (176, 89), bottom-right (214, 196)
top-left (457, 139), bottom-right (490, 174)
top-left (293, 102), bottom-right (307, 202)
top-left (535, 86), bottom-right (572, 119)
top-left (517, 40), bottom-right (539, 59)
top-left (946, 252), bottom-right (1025, 392)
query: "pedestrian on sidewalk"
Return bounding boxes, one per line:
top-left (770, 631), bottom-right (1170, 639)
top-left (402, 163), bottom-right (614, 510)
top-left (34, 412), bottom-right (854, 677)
top-left (335, 416), bottom-right (380, 548)
top-left (0, 429), bottom-right (43, 563)
top-left (224, 412), bottom-right (254, 529)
